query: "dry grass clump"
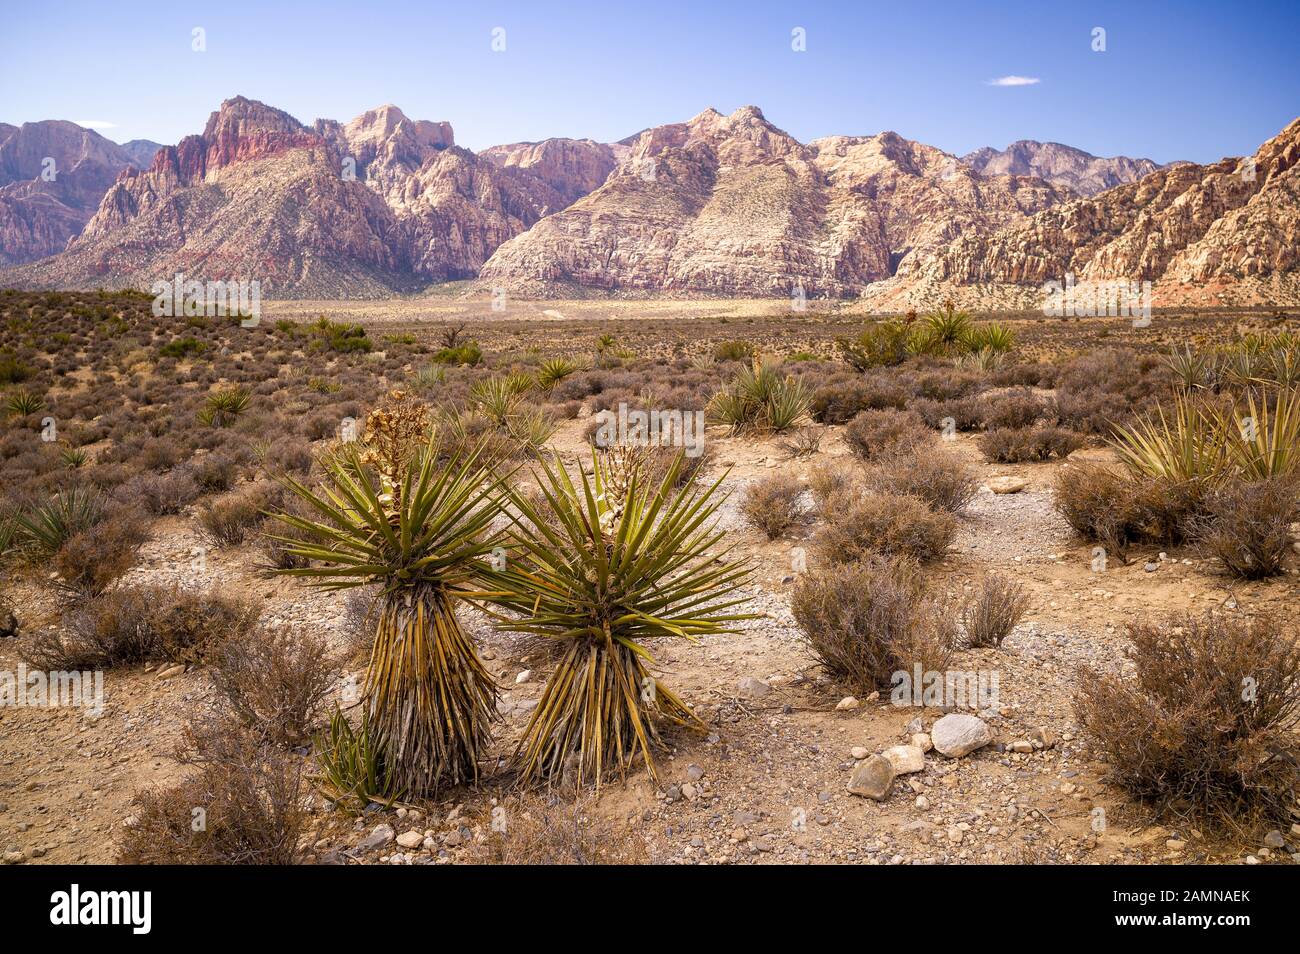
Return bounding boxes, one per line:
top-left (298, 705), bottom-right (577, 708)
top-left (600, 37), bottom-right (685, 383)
top-left (208, 627), bottom-right (334, 747)
top-left (22, 584), bottom-right (259, 669)
top-left (791, 556), bottom-right (955, 692)
top-left (198, 485), bottom-right (278, 547)
top-left (1191, 477), bottom-right (1299, 579)
top-left (1074, 612), bottom-right (1300, 822)
top-left (809, 375), bottom-right (908, 424)
top-left (866, 451), bottom-right (977, 514)
top-left (739, 473), bottom-right (806, 539)
top-left (813, 489), bottom-right (956, 564)
top-left (843, 408), bottom-right (930, 461)
top-left (807, 462), bottom-right (856, 513)
top-left (468, 798), bottom-right (652, 865)
top-left (116, 722), bottom-right (304, 865)
top-left (1052, 464), bottom-right (1144, 556)
top-left (978, 426), bottom-right (1084, 463)
top-left (961, 574), bottom-right (1030, 648)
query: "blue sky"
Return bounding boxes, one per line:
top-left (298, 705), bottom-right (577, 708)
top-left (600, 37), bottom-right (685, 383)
top-left (2, 0), bottom-right (1297, 163)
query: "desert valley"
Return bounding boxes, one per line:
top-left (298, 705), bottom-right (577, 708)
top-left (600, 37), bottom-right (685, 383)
top-left (2, 5), bottom-right (1300, 901)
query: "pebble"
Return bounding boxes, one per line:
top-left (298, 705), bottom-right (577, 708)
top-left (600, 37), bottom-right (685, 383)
top-left (835, 696), bottom-right (860, 711)
top-left (931, 713), bottom-right (993, 758)
top-left (847, 754), bottom-right (895, 801)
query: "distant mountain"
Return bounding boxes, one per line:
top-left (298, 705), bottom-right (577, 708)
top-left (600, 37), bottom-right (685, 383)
top-left (864, 117), bottom-right (1300, 309)
top-left (477, 106), bottom-right (1067, 297)
top-left (0, 121), bottom-right (147, 264)
top-left (117, 139), bottom-right (164, 169)
top-left (961, 140), bottom-right (1165, 197)
top-left (2, 98), bottom-right (620, 297)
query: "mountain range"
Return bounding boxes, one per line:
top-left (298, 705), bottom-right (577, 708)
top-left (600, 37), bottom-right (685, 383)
top-left (1, 96), bottom-right (1295, 307)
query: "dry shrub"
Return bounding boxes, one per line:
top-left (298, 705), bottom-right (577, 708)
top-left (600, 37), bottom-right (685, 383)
top-left (867, 451), bottom-right (977, 514)
top-left (52, 505), bottom-right (149, 595)
top-left (791, 556), bottom-right (955, 692)
top-left (1054, 388), bottom-right (1130, 435)
top-left (22, 584), bottom-right (259, 669)
top-left (913, 396), bottom-right (982, 432)
top-left (843, 408), bottom-right (930, 461)
top-left (198, 486), bottom-right (274, 547)
top-left (807, 462), bottom-right (856, 513)
top-left (208, 627), bottom-right (334, 747)
top-left (123, 468), bottom-right (201, 515)
top-left (962, 574), bottom-right (1030, 647)
top-left (977, 389), bottom-right (1048, 429)
top-left (814, 490), bottom-right (956, 564)
top-left (977, 426), bottom-right (1084, 463)
top-left (340, 586), bottom-right (378, 658)
top-left (1052, 464), bottom-right (1142, 556)
top-left (810, 376), bottom-right (908, 424)
top-left (740, 473), bottom-right (806, 539)
top-left (1192, 477), bottom-right (1299, 579)
top-left (1074, 613), bottom-right (1300, 822)
top-left (1129, 477), bottom-right (1211, 546)
top-left (468, 797), bottom-right (652, 865)
top-left (116, 722), bottom-right (304, 865)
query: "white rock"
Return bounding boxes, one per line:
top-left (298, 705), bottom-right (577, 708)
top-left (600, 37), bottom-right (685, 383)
top-left (835, 696), bottom-right (860, 711)
top-left (912, 732), bottom-right (933, 753)
top-left (987, 476), bottom-right (1028, 494)
top-left (396, 831), bottom-right (424, 850)
top-left (881, 744), bottom-right (926, 775)
top-left (930, 713), bottom-right (993, 758)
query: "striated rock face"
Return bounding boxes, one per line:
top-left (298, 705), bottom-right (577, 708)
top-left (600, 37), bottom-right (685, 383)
top-left (480, 138), bottom-right (622, 207)
top-left (0, 121), bottom-right (149, 264)
top-left (962, 140), bottom-right (1164, 197)
top-left (880, 117), bottom-right (1300, 309)
top-left (477, 106), bottom-right (1067, 297)
top-left (3, 98), bottom-right (617, 295)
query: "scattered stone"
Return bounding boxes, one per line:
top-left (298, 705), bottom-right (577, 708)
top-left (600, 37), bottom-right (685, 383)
top-left (357, 824), bottom-right (395, 852)
top-left (835, 696), bottom-right (860, 711)
top-left (1263, 830), bottom-right (1285, 849)
top-left (930, 713), bottom-right (993, 758)
top-left (850, 746), bottom-right (869, 760)
top-left (987, 476), bottom-right (1028, 494)
top-left (686, 764), bottom-right (704, 783)
top-left (1144, 562), bottom-right (1159, 573)
top-left (514, 669), bottom-right (532, 684)
top-left (1009, 740), bottom-right (1033, 754)
top-left (1028, 726), bottom-right (1056, 749)
top-left (155, 663), bottom-right (185, 680)
top-left (2, 851), bottom-right (23, 865)
top-left (396, 831), bottom-right (424, 850)
top-left (1166, 839), bottom-right (1186, 851)
top-left (912, 732), bottom-right (933, 753)
top-left (882, 744), bottom-right (926, 775)
top-left (738, 676), bottom-right (771, 698)
top-left (847, 754), bottom-right (895, 801)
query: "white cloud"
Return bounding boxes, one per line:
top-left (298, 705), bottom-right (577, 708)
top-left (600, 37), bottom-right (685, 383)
top-left (986, 76), bottom-right (1040, 87)
top-left (73, 120), bottom-right (117, 129)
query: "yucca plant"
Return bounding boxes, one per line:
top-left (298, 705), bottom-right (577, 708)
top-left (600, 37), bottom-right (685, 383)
top-left (965, 322), bottom-right (1017, 355)
top-left (1164, 345), bottom-right (1215, 393)
top-left (707, 358), bottom-right (810, 433)
top-left (1109, 393), bottom-right (1232, 484)
top-left (59, 446), bottom-right (88, 469)
top-left (6, 389), bottom-right (44, 417)
top-left (197, 386), bottom-right (250, 427)
top-left (493, 448), bottom-right (757, 786)
top-left (16, 485), bottom-right (105, 557)
top-left (536, 356), bottom-right (584, 391)
top-left (911, 300), bottom-right (974, 356)
top-left (469, 375), bottom-right (524, 426)
top-left (312, 709), bottom-right (405, 812)
top-left (505, 405), bottom-right (559, 455)
top-left (1230, 387), bottom-right (1300, 480)
top-left (268, 392), bottom-right (512, 795)
top-left (410, 364), bottom-right (446, 392)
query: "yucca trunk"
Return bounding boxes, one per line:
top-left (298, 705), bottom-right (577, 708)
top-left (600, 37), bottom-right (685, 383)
top-left (366, 585), bottom-right (497, 795)
top-left (517, 635), bottom-right (699, 787)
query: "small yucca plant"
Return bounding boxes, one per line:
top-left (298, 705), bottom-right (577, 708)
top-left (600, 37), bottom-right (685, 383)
top-left (312, 709), bottom-right (404, 812)
top-left (911, 300), bottom-right (973, 356)
top-left (965, 322), bottom-right (1016, 354)
top-left (494, 448), bottom-right (757, 787)
top-left (198, 386), bottom-right (250, 427)
top-left (536, 356), bottom-right (584, 391)
top-left (1230, 387), bottom-right (1300, 480)
top-left (469, 375), bottom-right (525, 426)
top-left (16, 485), bottom-right (105, 557)
top-left (59, 446), bottom-right (88, 469)
top-left (1164, 344), bottom-right (1215, 393)
top-left (1109, 394), bottom-right (1232, 484)
top-left (6, 389), bottom-right (44, 417)
top-left (707, 358), bottom-right (810, 433)
top-left (268, 392), bottom-right (512, 795)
